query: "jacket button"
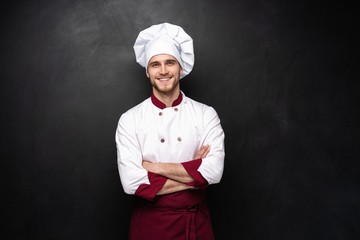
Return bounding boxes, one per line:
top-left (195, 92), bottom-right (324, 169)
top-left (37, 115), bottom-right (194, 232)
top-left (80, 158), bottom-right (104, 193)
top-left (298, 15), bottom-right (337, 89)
top-left (177, 137), bottom-right (182, 141)
top-left (159, 112), bottom-right (162, 116)
top-left (174, 108), bottom-right (178, 112)
top-left (160, 138), bottom-right (165, 143)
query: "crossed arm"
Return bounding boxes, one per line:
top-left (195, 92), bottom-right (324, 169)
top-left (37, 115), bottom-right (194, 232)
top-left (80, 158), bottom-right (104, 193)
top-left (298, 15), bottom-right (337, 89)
top-left (142, 145), bottom-right (210, 195)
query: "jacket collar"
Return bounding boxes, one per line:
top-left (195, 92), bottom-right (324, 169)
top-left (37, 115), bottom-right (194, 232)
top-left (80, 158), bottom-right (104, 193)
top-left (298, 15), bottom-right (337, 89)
top-left (151, 92), bottom-right (183, 109)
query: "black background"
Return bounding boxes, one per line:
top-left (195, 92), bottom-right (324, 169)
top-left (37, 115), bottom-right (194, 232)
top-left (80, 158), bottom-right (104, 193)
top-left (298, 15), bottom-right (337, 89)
top-left (1, 0), bottom-right (359, 239)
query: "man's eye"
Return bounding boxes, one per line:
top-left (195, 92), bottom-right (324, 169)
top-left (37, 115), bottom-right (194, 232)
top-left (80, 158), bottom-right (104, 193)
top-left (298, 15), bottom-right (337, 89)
top-left (151, 63), bottom-right (159, 67)
top-left (167, 61), bottom-right (175, 65)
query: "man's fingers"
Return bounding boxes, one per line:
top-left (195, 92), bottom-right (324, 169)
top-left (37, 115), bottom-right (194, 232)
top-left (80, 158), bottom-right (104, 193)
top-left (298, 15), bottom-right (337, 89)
top-left (201, 145), bottom-right (210, 158)
top-left (196, 145), bottom-right (210, 159)
top-left (203, 145), bottom-right (210, 156)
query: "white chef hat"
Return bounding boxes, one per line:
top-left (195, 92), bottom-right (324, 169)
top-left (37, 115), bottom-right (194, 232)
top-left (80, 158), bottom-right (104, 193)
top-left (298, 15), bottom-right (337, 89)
top-left (133, 22), bottom-right (194, 79)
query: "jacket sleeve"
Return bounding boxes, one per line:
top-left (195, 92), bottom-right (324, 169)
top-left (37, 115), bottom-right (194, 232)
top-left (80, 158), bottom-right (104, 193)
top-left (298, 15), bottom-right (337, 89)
top-left (182, 158), bottom-right (209, 189)
top-left (115, 111), bottom-right (166, 200)
top-left (195, 106), bottom-right (225, 185)
top-left (135, 172), bottom-right (167, 201)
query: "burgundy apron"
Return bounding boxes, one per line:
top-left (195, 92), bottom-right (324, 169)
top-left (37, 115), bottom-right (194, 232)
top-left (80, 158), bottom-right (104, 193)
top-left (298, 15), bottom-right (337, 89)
top-left (128, 189), bottom-right (215, 240)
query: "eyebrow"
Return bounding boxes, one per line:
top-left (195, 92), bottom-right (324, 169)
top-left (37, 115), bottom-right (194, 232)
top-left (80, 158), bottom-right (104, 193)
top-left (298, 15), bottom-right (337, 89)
top-left (149, 59), bottom-right (177, 65)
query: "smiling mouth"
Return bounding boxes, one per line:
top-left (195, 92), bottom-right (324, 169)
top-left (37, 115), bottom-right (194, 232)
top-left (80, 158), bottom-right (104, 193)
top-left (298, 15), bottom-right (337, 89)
top-left (157, 77), bottom-right (172, 81)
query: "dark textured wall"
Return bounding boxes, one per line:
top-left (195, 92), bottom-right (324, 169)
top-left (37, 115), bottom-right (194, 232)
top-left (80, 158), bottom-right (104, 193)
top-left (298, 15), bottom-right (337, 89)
top-left (1, 0), bottom-right (359, 239)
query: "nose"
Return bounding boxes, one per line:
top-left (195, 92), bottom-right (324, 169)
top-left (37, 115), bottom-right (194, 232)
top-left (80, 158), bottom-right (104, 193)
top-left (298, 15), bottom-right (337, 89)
top-left (159, 64), bottom-right (168, 75)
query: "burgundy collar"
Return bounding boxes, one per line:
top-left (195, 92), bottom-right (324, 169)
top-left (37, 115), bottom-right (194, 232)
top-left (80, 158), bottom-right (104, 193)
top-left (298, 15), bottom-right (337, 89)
top-left (151, 92), bottom-right (183, 109)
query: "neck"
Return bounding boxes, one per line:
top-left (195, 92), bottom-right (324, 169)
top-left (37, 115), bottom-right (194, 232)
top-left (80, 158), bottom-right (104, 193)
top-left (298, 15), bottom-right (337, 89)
top-left (153, 89), bottom-right (181, 108)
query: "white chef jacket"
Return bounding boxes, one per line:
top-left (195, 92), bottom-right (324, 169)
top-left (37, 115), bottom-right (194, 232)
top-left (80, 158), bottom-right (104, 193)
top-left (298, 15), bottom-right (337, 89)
top-left (115, 92), bottom-right (225, 198)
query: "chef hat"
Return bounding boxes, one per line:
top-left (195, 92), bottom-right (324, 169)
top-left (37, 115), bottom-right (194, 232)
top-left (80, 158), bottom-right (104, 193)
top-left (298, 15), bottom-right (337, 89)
top-left (133, 22), bottom-right (194, 79)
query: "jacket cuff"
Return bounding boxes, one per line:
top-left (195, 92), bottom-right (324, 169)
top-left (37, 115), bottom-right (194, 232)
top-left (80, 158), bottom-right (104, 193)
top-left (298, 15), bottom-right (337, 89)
top-left (181, 159), bottom-right (208, 189)
top-left (134, 172), bottom-right (167, 201)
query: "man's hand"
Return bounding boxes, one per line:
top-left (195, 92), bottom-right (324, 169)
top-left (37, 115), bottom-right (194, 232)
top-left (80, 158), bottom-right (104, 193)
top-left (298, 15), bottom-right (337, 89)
top-left (195, 144), bottom-right (210, 159)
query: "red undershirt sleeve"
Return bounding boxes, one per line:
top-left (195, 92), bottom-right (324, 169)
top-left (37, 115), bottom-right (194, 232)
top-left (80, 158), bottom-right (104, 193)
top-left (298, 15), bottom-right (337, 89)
top-left (181, 158), bottom-right (209, 189)
top-left (134, 172), bottom-right (167, 201)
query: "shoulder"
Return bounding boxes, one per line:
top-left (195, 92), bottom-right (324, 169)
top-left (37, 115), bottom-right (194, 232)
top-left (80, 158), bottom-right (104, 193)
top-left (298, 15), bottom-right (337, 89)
top-left (184, 95), bottom-right (218, 116)
top-left (119, 98), bottom-right (151, 123)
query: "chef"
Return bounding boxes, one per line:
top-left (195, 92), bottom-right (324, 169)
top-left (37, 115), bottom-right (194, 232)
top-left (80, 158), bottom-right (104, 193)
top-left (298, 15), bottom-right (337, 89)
top-left (115, 22), bottom-right (225, 240)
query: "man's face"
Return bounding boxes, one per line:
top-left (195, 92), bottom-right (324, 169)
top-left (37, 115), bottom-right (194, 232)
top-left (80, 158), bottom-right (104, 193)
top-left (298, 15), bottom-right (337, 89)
top-left (147, 54), bottom-right (183, 95)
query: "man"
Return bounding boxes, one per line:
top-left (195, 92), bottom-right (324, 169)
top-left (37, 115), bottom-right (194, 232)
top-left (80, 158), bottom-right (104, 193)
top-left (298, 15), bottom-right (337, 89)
top-left (115, 22), bottom-right (225, 240)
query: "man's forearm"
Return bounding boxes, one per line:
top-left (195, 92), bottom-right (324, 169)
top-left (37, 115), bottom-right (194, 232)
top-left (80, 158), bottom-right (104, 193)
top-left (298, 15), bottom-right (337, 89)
top-left (143, 161), bottom-right (193, 183)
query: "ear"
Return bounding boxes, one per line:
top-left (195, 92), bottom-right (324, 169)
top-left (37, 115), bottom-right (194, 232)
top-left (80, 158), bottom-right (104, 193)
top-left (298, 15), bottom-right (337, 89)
top-left (146, 66), bottom-right (150, 78)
